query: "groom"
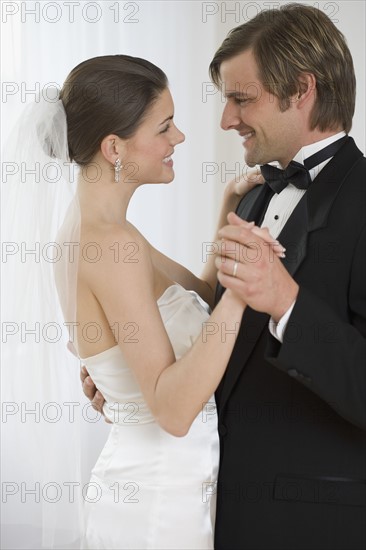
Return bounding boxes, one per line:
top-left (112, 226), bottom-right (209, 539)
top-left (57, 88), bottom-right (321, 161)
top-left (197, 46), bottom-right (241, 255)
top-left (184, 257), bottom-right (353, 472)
top-left (83, 4), bottom-right (366, 548)
top-left (211, 3), bottom-right (366, 549)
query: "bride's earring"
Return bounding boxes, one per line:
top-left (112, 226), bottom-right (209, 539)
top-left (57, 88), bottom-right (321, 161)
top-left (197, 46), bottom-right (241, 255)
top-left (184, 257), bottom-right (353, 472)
top-left (114, 158), bottom-right (122, 183)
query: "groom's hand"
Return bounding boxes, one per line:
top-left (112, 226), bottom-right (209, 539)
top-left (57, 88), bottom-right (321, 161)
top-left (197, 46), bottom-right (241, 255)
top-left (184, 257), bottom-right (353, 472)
top-left (80, 366), bottom-right (111, 423)
top-left (217, 212), bottom-right (298, 322)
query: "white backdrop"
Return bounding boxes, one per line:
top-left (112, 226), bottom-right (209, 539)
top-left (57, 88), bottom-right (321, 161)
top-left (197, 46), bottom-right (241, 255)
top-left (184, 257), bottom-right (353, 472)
top-left (2, 0), bottom-right (365, 274)
top-left (1, 1), bottom-right (365, 549)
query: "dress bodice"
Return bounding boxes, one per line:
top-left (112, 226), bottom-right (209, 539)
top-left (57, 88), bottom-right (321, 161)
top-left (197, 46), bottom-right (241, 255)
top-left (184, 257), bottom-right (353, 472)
top-left (80, 284), bottom-right (211, 424)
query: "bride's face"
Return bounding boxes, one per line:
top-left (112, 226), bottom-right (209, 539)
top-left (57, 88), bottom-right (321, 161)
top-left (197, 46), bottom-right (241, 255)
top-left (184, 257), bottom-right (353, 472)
top-left (123, 88), bottom-right (185, 185)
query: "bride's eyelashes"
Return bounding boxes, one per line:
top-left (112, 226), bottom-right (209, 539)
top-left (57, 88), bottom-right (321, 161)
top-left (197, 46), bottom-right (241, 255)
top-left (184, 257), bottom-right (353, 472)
top-left (159, 124), bottom-right (170, 134)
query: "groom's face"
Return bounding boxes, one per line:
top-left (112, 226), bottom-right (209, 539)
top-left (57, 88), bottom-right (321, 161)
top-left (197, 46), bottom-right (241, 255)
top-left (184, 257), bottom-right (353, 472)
top-left (219, 49), bottom-right (301, 168)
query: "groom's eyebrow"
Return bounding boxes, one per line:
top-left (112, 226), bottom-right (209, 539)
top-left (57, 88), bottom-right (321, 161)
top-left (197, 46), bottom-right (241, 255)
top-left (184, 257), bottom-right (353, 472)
top-left (159, 115), bottom-right (174, 125)
top-left (224, 91), bottom-right (249, 99)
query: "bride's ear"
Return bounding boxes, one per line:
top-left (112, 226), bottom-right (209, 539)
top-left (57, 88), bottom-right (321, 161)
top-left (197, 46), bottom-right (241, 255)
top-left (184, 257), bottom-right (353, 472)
top-left (100, 134), bottom-right (126, 164)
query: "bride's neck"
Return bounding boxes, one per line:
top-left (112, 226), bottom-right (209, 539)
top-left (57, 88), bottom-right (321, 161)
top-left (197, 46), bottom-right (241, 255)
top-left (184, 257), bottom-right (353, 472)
top-left (77, 172), bottom-right (137, 226)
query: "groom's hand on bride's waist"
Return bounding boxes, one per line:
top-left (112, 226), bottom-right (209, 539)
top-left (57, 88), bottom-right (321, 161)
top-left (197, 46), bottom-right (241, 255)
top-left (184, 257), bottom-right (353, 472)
top-left (80, 366), bottom-right (111, 423)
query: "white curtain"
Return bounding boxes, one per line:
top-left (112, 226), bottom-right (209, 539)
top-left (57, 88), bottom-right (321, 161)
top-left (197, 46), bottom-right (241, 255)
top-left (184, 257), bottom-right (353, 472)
top-left (1, 1), bottom-right (365, 549)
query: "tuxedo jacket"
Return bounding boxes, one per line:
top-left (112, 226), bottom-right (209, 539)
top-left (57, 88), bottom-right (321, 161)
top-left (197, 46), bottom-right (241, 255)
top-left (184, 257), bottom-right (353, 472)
top-left (214, 137), bottom-right (366, 550)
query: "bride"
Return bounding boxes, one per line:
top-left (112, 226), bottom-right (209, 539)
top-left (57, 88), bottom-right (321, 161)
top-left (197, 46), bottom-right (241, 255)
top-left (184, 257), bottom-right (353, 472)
top-left (5, 54), bottom-right (283, 549)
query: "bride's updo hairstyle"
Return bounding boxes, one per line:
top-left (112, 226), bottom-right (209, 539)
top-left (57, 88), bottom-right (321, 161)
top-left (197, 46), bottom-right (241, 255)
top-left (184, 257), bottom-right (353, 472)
top-left (59, 55), bottom-right (168, 166)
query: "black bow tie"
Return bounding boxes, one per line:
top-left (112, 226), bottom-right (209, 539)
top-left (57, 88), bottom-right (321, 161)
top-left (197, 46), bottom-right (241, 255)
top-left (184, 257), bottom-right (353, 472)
top-left (260, 161), bottom-right (311, 194)
top-left (260, 136), bottom-right (348, 194)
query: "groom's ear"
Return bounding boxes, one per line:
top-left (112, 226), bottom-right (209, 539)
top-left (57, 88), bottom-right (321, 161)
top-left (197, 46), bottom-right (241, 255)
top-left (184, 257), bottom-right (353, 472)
top-left (294, 72), bottom-right (317, 106)
top-left (100, 134), bottom-right (126, 164)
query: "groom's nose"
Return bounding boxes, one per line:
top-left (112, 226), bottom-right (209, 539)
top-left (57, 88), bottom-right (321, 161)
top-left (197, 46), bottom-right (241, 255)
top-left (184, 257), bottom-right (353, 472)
top-left (220, 101), bottom-right (242, 131)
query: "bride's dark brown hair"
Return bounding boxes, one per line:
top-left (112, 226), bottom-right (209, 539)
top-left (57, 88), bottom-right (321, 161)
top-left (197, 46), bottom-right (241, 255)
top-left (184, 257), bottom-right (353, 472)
top-left (60, 55), bottom-right (168, 166)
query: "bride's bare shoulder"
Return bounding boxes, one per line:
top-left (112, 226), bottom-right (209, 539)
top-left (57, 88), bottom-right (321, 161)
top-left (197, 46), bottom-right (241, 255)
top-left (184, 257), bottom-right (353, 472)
top-left (80, 221), bottom-right (148, 258)
top-left (79, 221), bottom-right (153, 284)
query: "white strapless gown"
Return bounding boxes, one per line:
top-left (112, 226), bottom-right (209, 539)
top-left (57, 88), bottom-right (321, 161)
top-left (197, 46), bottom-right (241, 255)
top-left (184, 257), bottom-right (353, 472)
top-left (80, 284), bottom-right (219, 549)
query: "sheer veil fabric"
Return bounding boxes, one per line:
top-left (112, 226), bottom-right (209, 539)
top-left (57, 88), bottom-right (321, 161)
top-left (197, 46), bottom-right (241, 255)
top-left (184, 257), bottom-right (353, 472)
top-left (2, 92), bottom-right (85, 548)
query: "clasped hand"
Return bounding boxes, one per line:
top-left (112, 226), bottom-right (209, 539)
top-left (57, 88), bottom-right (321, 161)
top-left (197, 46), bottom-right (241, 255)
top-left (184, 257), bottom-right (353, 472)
top-left (216, 212), bottom-right (299, 322)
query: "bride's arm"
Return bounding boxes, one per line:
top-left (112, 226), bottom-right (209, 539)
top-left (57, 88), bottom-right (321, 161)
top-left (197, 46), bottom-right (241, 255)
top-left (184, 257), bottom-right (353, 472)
top-left (148, 170), bottom-right (264, 308)
top-left (87, 227), bottom-right (246, 437)
top-left (148, 245), bottom-right (215, 308)
top-left (200, 170), bottom-right (263, 296)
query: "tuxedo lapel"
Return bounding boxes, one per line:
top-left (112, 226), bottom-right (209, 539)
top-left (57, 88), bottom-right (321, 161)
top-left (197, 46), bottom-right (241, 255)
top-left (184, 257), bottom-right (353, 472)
top-left (216, 185), bottom-right (273, 407)
top-left (216, 137), bottom-right (363, 414)
top-left (305, 137), bottom-right (362, 232)
top-left (237, 183), bottom-right (274, 224)
top-left (216, 307), bottom-right (269, 411)
top-left (278, 137), bottom-right (363, 272)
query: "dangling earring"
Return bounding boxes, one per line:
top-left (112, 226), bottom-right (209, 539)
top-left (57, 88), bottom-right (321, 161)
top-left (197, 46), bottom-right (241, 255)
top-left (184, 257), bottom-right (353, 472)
top-left (114, 158), bottom-right (122, 183)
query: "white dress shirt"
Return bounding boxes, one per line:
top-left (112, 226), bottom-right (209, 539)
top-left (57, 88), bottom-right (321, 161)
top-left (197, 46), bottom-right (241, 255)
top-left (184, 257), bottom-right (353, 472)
top-left (262, 131), bottom-right (346, 342)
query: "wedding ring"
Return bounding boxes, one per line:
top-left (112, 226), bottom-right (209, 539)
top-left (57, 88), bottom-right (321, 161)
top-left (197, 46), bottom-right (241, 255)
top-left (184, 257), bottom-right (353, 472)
top-left (232, 261), bottom-right (238, 278)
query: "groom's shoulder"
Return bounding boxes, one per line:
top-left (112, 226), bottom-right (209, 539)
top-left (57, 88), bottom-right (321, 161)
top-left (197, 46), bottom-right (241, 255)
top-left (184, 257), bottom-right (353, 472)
top-left (342, 137), bottom-right (365, 169)
top-left (342, 139), bottom-right (366, 186)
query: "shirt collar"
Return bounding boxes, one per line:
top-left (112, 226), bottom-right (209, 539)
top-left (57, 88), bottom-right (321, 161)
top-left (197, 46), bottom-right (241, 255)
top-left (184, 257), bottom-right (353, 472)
top-left (292, 131), bottom-right (346, 165)
top-left (279, 131), bottom-right (347, 181)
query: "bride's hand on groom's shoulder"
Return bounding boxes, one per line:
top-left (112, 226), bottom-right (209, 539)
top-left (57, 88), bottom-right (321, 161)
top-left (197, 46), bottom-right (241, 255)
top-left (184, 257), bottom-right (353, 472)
top-left (80, 366), bottom-right (111, 423)
top-left (224, 167), bottom-right (264, 199)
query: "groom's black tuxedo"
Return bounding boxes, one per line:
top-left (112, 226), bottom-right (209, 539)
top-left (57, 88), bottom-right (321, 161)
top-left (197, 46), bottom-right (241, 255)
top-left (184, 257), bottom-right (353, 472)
top-left (214, 137), bottom-right (366, 550)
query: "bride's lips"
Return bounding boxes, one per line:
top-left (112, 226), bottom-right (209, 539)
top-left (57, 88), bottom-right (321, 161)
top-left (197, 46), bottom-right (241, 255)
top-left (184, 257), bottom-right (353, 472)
top-left (163, 154), bottom-right (174, 168)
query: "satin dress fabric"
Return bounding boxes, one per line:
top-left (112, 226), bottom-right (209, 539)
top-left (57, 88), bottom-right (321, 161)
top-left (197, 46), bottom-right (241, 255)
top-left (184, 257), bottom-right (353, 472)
top-left (81, 284), bottom-right (219, 549)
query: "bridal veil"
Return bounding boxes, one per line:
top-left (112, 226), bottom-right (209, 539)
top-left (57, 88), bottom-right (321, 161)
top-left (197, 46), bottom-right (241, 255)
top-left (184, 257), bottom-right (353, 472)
top-left (2, 90), bottom-right (86, 548)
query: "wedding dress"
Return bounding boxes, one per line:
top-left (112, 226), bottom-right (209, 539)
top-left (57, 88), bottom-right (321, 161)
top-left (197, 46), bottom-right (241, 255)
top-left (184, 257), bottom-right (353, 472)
top-left (80, 284), bottom-right (219, 549)
top-left (3, 95), bottom-right (218, 548)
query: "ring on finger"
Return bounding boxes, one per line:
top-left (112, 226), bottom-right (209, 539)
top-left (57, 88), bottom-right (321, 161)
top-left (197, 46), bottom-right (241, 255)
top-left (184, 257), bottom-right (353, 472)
top-left (232, 261), bottom-right (239, 278)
